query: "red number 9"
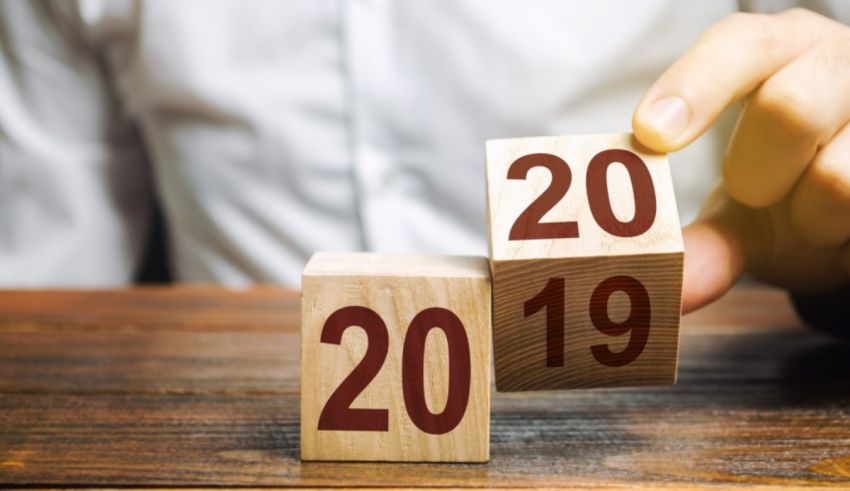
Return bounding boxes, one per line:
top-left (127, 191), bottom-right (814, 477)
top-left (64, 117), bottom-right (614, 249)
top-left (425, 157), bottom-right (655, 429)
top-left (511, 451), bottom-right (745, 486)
top-left (589, 275), bottom-right (651, 367)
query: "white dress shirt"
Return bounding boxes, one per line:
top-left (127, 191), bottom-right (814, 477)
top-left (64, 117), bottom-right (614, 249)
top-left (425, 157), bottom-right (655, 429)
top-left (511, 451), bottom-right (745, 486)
top-left (1, 0), bottom-right (847, 287)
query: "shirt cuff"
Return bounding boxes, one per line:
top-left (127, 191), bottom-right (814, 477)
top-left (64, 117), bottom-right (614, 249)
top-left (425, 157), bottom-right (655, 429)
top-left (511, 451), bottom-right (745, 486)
top-left (790, 284), bottom-right (850, 340)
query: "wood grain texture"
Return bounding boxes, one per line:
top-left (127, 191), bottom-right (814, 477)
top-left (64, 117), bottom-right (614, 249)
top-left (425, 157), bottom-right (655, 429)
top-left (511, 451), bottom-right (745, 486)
top-left (485, 133), bottom-right (683, 391)
top-left (301, 253), bottom-right (491, 462)
top-left (1, 287), bottom-right (850, 489)
top-left (485, 133), bottom-right (682, 261)
top-left (0, 287), bottom-right (296, 332)
top-left (492, 254), bottom-right (682, 391)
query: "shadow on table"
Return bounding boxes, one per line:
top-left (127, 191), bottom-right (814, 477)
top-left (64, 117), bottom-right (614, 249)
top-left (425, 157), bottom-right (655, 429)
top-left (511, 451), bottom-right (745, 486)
top-left (675, 324), bottom-right (850, 409)
top-left (779, 340), bottom-right (850, 406)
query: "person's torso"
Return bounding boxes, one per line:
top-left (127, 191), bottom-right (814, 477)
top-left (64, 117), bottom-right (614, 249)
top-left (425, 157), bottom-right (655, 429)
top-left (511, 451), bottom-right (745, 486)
top-left (92, 0), bottom-right (738, 286)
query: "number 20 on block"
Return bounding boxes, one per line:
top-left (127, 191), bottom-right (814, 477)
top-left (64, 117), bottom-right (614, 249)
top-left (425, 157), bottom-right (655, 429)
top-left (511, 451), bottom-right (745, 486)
top-left (301, 253), bottom-right (490, 462)
top-left (485, 133), bottom-right (684, 391)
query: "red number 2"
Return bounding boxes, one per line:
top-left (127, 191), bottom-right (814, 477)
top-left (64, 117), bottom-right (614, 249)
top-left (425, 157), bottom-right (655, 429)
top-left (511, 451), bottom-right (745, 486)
top-left (317, 306), bottom-right (389, 431)
top-left (318, 306), bottom-right (472, 435)
top-left (508, 153), bottom-right (579, 240)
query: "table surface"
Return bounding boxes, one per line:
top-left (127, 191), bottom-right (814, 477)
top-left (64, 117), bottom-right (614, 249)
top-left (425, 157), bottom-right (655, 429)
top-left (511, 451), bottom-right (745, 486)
top-left (1, 287), bottom-right (849, 489)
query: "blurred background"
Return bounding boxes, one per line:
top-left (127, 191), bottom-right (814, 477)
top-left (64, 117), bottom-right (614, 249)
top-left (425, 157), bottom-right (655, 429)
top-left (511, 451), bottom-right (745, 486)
top-left (1, 0), bottom-right (846, 288)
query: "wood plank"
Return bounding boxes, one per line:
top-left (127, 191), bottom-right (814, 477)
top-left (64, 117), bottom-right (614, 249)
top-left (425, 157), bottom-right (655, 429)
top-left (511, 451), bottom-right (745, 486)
top-left (0, 288), bottom-right (799, 394)
top-left (0, 331), bottom-right (298, 394)
top-left (2, 290), bottom-right (850, 487)
top-left (3, 327), bottom-right (850, 488)
top-left (0, 288), bottom-right (797, 396)
top-left (0, 286), bottom-right (796, 333)
top-left (683, 287), bottom-right (799, 331)
top-left (0, 288), bottom-right (298, 332)
top-left (0, 287), bottom-right (804, 398)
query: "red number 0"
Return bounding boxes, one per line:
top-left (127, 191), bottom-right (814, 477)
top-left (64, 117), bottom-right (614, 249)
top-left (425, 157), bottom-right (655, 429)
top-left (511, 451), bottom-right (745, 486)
top-left (508, 153), bottom-right (579, 240)
top-left (402, 308), bottom-right (471, 435)
top-left (586, 149), bottom-right (656, 238)
top-left (508, 149), bottom-right (656, 240)
top-left (318, 306), bottom-right (472, 435)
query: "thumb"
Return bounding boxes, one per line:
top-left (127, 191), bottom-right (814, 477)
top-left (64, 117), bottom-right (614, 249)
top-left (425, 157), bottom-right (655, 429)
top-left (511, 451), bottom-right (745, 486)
top-left (681, 186), bottom-right (767, 314)
top-left (681, 220), bottom-right (746, 314)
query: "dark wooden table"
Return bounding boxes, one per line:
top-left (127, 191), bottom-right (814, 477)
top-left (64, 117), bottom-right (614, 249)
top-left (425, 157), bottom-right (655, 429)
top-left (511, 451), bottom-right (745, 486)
top-left (1, 287), bottom-right (849, 489)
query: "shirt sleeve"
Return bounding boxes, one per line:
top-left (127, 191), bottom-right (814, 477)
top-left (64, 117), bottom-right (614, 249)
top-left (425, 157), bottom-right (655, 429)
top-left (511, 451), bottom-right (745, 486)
top-left (790, 286), bottom-right (850, 340)
top-left (739, 0), bottom-right (850, 22)
top-left (0, 0), bottom-right (150, 286)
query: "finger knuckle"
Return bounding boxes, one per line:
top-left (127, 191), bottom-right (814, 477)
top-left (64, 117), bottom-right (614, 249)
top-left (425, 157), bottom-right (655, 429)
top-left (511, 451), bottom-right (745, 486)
top-left (752, 79), bottom-right (824, 138)
top-left (791, 152), bottom-right (850, 245)
top-left (721, 160), bottom-right (771, 208)
top-left (714, 12), bottom-right (775, 50)
top-left (813, 38), bottom-right (850, 71)
top-left (811, 154), bottom-right (850, 206)
top-left (780, 7), bottom-right (821, 23)
top-left (789, 201), bottom-right (840, 248)
top-left (778, 8), bottom-right (843, 37)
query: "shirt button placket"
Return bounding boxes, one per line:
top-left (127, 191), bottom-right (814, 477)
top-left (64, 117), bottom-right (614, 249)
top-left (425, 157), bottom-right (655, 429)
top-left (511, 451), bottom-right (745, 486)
top-left (344, 0), bottom-right (397, 252)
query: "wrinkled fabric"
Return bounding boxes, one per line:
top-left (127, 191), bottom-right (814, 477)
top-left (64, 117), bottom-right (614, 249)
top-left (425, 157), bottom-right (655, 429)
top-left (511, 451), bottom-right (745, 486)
top-left (1, 0), bottom-right (847, 287)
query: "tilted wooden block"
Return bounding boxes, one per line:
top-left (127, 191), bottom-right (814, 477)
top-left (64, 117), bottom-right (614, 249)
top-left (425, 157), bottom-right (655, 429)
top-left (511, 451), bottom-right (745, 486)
top-left (485, 133), bottom-right (683, 392)
top-left (301, 252), bottom-right (491, 462)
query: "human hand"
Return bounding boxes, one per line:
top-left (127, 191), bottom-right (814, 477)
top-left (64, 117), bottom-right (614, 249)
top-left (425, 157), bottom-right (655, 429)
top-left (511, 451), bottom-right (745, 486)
top-left (633, 8), bottom-right (850, 313)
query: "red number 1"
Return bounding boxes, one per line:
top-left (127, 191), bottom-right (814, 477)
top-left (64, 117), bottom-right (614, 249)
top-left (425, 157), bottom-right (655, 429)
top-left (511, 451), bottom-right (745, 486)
top-left (523, 278), bottom-right (565, 367)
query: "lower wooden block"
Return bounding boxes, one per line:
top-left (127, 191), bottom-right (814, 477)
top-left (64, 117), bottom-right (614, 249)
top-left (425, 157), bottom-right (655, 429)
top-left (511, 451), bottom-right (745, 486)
top-left (301, 252), bottom-right (491, 462)
top-left (492, 253), bottom-right (682, 392)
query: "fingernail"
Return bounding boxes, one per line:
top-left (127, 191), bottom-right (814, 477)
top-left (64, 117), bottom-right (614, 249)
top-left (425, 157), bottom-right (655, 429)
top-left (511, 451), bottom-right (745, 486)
top-left (644, 96), bottom-right (690, 142)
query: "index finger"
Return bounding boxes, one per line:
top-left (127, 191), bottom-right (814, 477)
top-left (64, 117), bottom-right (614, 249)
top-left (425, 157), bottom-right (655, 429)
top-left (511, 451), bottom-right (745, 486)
top-left (632, 9), bottom-right (833, 153)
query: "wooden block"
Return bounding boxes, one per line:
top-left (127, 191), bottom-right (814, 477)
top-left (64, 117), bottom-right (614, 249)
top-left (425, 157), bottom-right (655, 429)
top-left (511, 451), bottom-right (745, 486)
top-left (300, 252), bottom-right (491, 462)
top-left (485, 133), bottom-right (683, 392)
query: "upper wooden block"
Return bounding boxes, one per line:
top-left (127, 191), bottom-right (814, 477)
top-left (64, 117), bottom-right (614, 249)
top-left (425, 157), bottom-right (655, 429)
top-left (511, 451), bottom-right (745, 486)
top-left (486, 133), bottom-right (683, 262)
top-left (301, 252), bottom-right (491, 463)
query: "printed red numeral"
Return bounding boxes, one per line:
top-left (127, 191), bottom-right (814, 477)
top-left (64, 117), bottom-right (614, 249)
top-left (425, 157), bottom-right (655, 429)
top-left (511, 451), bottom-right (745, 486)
top-left (508, 153), bottom-right (579, 240)
top-left (523, 277), bottom-right (565, 367)
top-left (402, 308), bottom-right (471, 435)
top-left (319, 306), bottom-right (472, 434)
top-left (589, 275), bottom-right (651, 367)
top-left (318, 306), bottom-right (389, 431)
top-left (586, 149), bottom-right (656, 237)
top-left (508, 149), bottom-right (657, 240)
